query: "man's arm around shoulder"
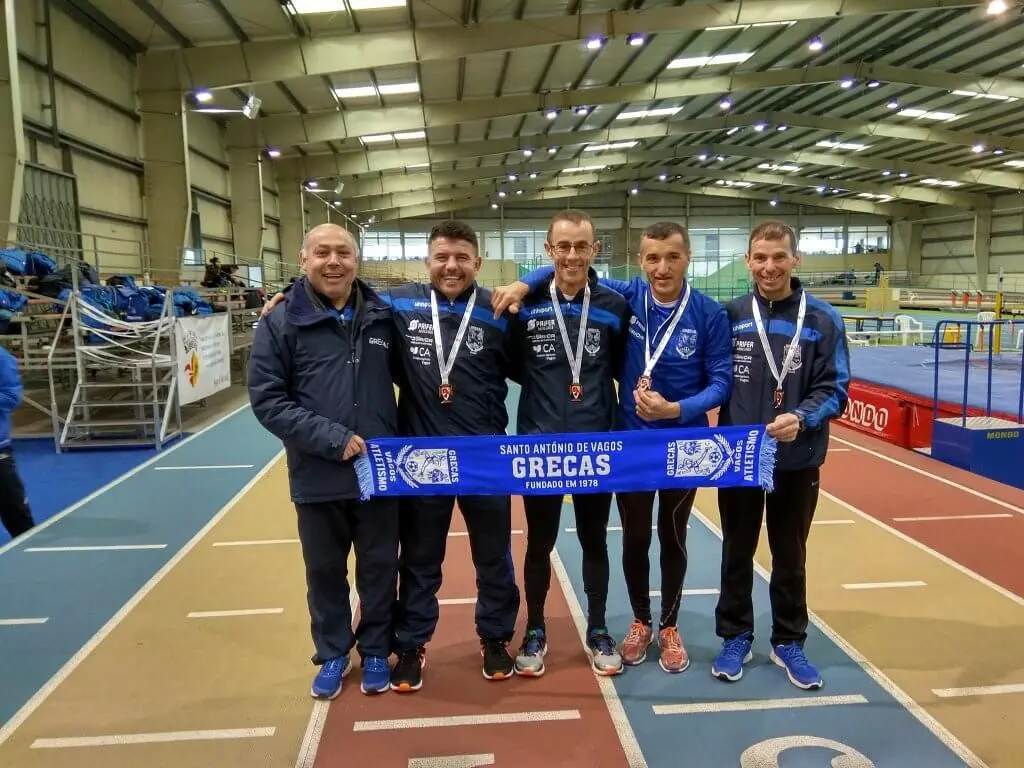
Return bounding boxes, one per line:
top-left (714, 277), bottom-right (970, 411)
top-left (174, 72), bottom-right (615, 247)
top-left (795, 302), bottom-right (851, 430)
top-left (248, 313), bottom-right (357, 460)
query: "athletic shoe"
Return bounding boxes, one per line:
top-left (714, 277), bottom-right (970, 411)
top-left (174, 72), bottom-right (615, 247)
top-left (481, 639), bottom-right (515, 681)
top-left (360, 655), bottom-right (391, 695)
top-left (620, 619), bottom-right (654, 665)
top-left (657, 626), bottom-right (690, 673)
top-left (514, 627), bottom-right (548, 677)
top-left (390, 647), bottom-right (425, 692)
top-left (711, 632), bottom-right (753, 682)
top-left (311, 656), bottom-right (350, 699)
top-left (586, 628), bottom-right (623, 676)
top-left (771, 642), bottom-right (823, 690)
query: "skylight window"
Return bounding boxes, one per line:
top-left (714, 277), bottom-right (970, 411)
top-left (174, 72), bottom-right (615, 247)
top-left (335, 81), bottom-right (419, 99)
top-left (857, 192), bottom-right (894, 202)
top-left (615, 107), bottom-right (682, 120)
top-left (816, 140), bottom-right (868, 151)
top-left (715, 180), bottom-right (755, 188)
top-left (707, 21), bottom-right (795, 31)
top-left (288, 0), bottom-right (405, 12)
top-left (561, 165), bottom-right (607, 173)
top-left (920, 178), bottom-right (962, 187)
top-left (666, 52), bottom-right (754, 69)
top-left (952, 90), bottom-right (1018, 103)
top-left (359, 130), bottom-right (426, 145)
top-left (897, 108), bottom-right (961, 122)
top-left (1003, 160), bottom-right (1024, 168)
top-left (583, 141), bottom-right (638, 151)
top-left (757, 163), bottom-right (801, 172)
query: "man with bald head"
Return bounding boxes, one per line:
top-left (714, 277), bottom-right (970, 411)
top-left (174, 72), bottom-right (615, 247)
top-left (249, 223), bottom-right (399, 700)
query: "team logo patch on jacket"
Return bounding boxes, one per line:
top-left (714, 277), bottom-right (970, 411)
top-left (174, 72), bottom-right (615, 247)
top-left (396, 446), bottom-right (459, 488)
top-left (465, 326), bottom-right (484, 354)
top-left (783, 342), bottom-right (803, 371)
top-left (585, 328), bottom-right (602, 356)
top-left (675, 328), bottom-right (698, 359)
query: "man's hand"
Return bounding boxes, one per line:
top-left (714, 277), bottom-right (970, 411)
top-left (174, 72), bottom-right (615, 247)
top-left (766, 412), bottom-right (801, 442)
top-left (634, 388), bottom-right (681, 422)
top-left (260, 292), bottom-right (287, 318)
top-left (342, 434), bottom-right (366, 460)
top-left (490, 281), bottom-right (529, 319)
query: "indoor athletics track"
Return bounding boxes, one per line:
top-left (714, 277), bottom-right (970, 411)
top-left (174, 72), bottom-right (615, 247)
top-left (0, 394), bottom-right (1021, 767)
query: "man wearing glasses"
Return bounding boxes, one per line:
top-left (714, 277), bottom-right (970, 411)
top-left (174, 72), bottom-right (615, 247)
top-left (507, 209), bottom-right (630, 678)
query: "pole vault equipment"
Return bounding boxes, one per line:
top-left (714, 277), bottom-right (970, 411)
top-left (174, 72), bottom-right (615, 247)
top-left (354, 424), bottom-right (778, 500)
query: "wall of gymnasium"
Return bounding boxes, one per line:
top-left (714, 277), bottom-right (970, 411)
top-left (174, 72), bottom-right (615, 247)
top-left (10, 0), bottom-right (283, 285)
top-left (360, 193), bottom-right (892, 289)
top-left (913, 196), bottom-right (1024, 292)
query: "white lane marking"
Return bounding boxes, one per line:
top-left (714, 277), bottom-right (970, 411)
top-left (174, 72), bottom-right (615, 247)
top-left (932, 683), bottom-right (1024, 699)
top-left (0, 450), bottom-right (285, 749)
top-left (438, 598), bottom-right (477, 606)
top-left (821, 490), bottom-right (1023, 608)
top-left (690, 506), bottom-right (984, 767)
top-left (24, 545), bottom-right (168, 553)
top-left (550, 549), bottom-right (647, 767)
top-left (186, 608), bottom-right (284, 618)
top-left (448, 530), bottom-right (524, 537)
top-left (831, 433), bottom-right (1024, 516)
top-left (649, 589), bottom-right (719, 597)
top-left (0, 403), bottom-right (251, 558)
top-left (409, 755), bottom-right (495, 768)
top-left (0, 618), bottom-right (48, 626)
top-left (653, 694), bottom-right (867, 715)
top-left (154, 464), bottom-right (255, 470)
top-left (31, 728), bottom-right (275, 749)
top-left (841, 580), bottom-right (927, 591)
top-left (353, 710), bottom-right (580, 732)
top-left (213, 538), bottom-right (301, 547)
top-left (891, 513), bottom-right (1012, 522)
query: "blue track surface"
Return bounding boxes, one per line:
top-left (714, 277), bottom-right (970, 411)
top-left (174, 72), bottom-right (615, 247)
top-left (0, 438), bottom-right (157, 545)
top-left (554, 501), bottom-right (972, 767)
top-left (850, 345), bottom-right (1024, 418)
top-left (0, 408), bottom-right (280, 729)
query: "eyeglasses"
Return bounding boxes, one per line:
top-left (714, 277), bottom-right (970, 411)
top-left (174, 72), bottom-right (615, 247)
top-left (548, 241), bottom-right (595, 256)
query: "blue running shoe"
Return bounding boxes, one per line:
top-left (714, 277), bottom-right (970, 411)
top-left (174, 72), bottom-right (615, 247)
top-left (514, 627), bottom-right (547, 677)
top-left (711, 632), bottom-right (753, 682)
top-left (586, 627), bottom-right (623, 676)
top-left (311, 656), bottom-right (350, 699)
top-left (771, 643), bottom-right (823, 690)
top-left (360, 655), bottom-right (391, 695)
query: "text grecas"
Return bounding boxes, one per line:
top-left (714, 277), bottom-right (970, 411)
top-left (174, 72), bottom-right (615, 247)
top-left (511, 453), bottom-right (612, 479)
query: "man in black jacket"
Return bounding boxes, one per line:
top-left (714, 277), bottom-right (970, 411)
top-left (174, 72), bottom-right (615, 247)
top-left (249, 223), bottom-right (399, 700)
top-left (509, 209), bottom-right (631, 679)
top-left (387, 221), bottom-right (520, 692)
top-left (712, 219), bottom-right (850, 691)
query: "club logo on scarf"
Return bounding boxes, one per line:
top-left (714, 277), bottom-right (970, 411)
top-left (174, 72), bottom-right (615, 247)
top-left (675, 328), bottom-right (698, 359)
top-left (465, 326), bottom-right (484, 354)
top-left (665, 435), bottom-right (734, 482)
top-left (396, 446), bottom-right (459, 488)
top-left (783, 342), bottom-right (802, 370)
top-left (584, 328), bottom-right (602, 356)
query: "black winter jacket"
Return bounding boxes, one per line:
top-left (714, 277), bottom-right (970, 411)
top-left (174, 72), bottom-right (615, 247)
top-left (248, 277), bottom-right (397, 502)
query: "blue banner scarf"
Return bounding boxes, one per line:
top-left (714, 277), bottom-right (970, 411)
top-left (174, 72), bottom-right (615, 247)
top-left (354, 425), bottom-right (776, 500)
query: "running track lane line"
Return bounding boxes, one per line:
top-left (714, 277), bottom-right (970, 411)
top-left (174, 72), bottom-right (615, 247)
top-left (0, 448), bottom-right (285, 749)
top-left (0, 403), bottom-right (252, 559)
top-left (830, 432), bottom-right (1024, 515)
top-left (689, 505), bottom-right (986, 768)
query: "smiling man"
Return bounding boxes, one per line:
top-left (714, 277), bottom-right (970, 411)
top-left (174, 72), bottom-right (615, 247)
top-left (502, 209), bottom-right (630, 678)
top-left (491, 220), bottom-right (732, 674)
top-left (712, 219), bottom-right (850, 691)
top-left (249, 223), bottom-right (399, 700)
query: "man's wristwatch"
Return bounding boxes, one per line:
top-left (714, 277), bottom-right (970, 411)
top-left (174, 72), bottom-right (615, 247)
top-left (794, 412), bottom-right (807, 432)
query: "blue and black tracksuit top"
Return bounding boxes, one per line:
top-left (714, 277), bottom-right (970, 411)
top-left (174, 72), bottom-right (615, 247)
top-left (248, 277), bottom-right (398, 503)
top-left (719, 278), bottom-right (851, 472)
top-left (385, 282), bottom-right (514, 438)
top-left (519, 267), bottom-right (732, 429)
top-left (510, 268), bottom-right (630, 435)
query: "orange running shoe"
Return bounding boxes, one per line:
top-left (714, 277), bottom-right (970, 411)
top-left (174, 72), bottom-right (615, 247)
top-left (620, 619), bottom-right (654, 666)
top-left (658, 626), bottom-right (690, 673)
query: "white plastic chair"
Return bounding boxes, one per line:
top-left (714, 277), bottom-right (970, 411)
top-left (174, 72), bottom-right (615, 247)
top-left (975, 311), bottom-right (996, 348)
top-left (893, 314), bottom-right (924, 345)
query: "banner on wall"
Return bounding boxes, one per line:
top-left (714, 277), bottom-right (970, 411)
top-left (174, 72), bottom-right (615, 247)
top-left (175, 314), bottom-right (232, 406)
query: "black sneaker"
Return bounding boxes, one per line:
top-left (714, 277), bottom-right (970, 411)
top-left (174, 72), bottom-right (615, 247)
top-left (481, 638), bottom-right (514, 681)
top-left (390, 647), bottom-right (424, 692)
